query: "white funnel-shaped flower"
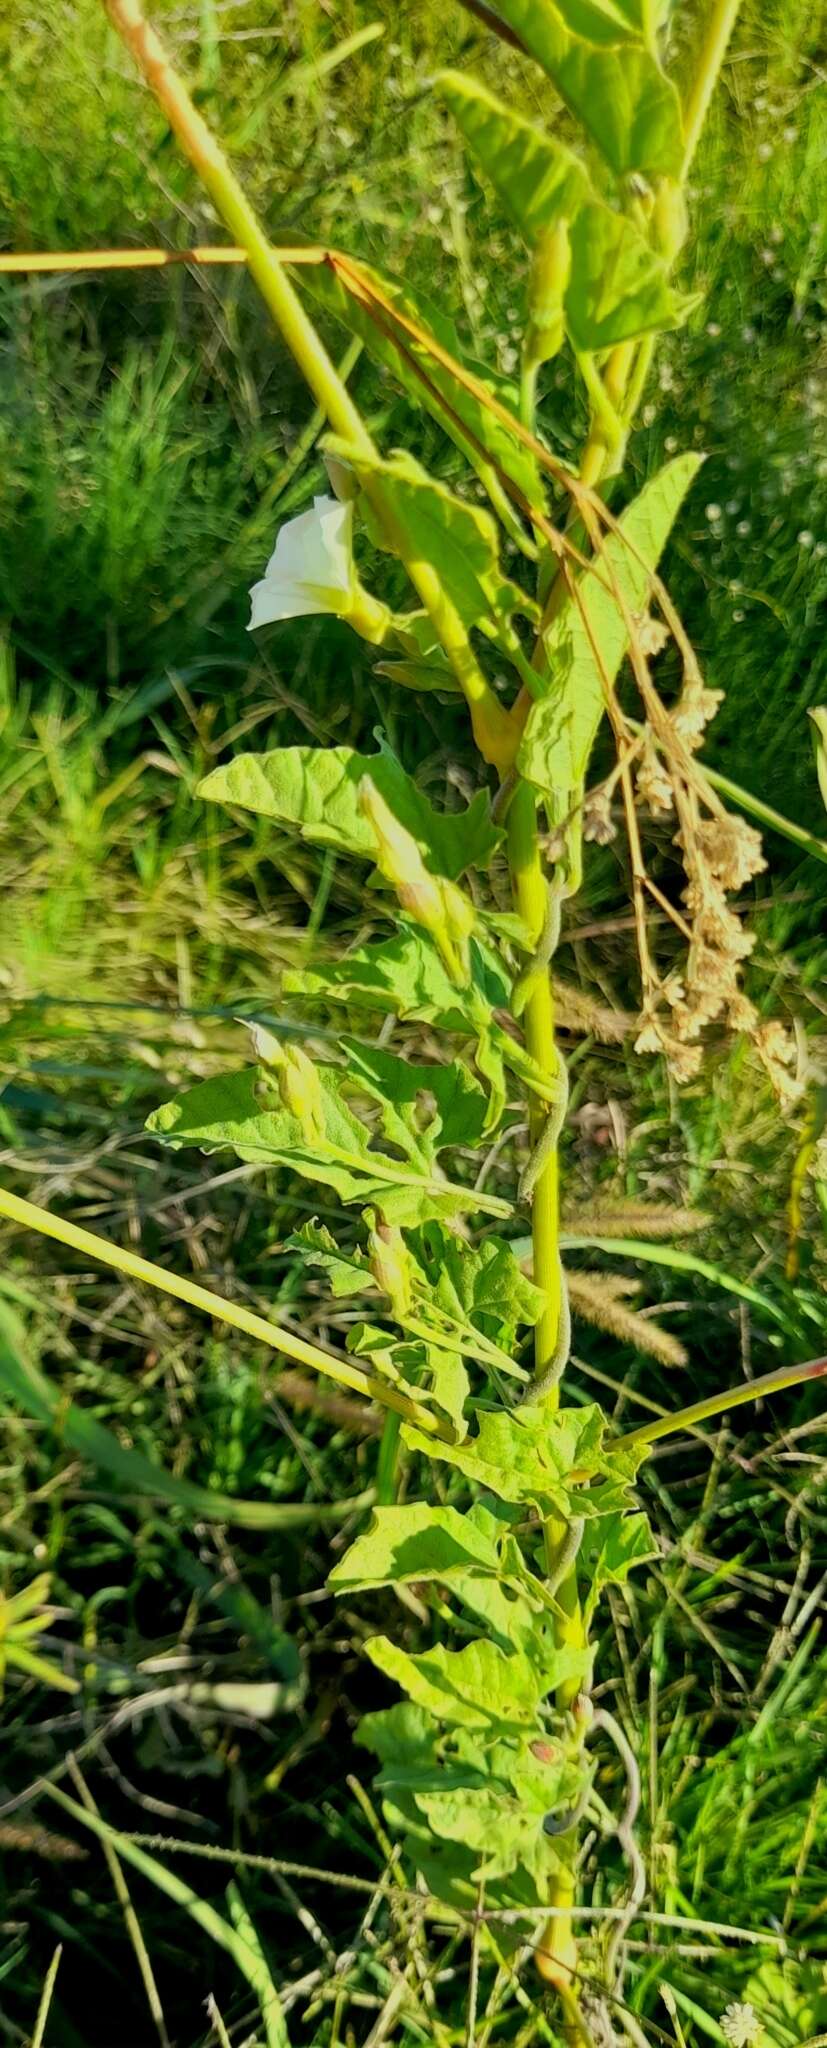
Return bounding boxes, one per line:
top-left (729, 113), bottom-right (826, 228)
top-left (249, 495), bottom-right (354, 630)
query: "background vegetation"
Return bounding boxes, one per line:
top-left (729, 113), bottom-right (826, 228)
top-left (0, 1), bottom-right (825, 2042)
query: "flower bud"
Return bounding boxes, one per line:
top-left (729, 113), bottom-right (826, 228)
top-left (252, 1028), bottom-right (325, 1146)
top-left (525, 221), bottom-right (571, 367)
top-left (367, 1216), bottom-right (412, 1318)
top-left (651, 178), bottom-right (688, 262)
top-left (358, 777), bottom-right (474, 982)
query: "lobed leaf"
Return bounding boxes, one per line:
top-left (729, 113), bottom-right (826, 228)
top-left (438, 72), bottom-right (589, 242)
top-left (402, 1401), bottom-right (647, 1517)
top-left (284, 924), bottom-right (508, 1032)
top-left (365, 1632), bottom-right (587, 1730)
top-left (329, 1501), bottom-right (506, 1592)
top-left (147, 1057), bottom-right (507, 1226)
top-left (199, 737), bottom-right (499, 881)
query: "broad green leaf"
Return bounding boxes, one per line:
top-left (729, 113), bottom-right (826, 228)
top-left (305, 259), bottom-right (544, 512)
top-left (518, 453), bottom-right (703, 822)
top-left (199, 738), bottom-right (498, 882)
top-left (284, 925), bottom-right (508, 1033)
top-left (484, 0), bottom-right (683, 177)
top-left (438, 73), bottom-right (589, 241)
top-left (330, 1502), bottom-right (545, 1642)
top-left (566, 203), bottom-right (693, 349)
top-left (147, 1063), bottom-right (510, 1226)
top-left (329, 1501), bottom-right (505, 1592)
top-left (579, 1508), bottom-right (657, 1618)
top-left (402, 1402), bottom-right (646, 1518)
top-left (365, 1633), bottom-right (586, 1730)
top-left (411, 1223), bottom-right (546, 1352)
top-left (340, 1037), bottom-right (488, 1153)
top-left (328, 443), bottom-right (538, 644)
top-left (440, 79), bottom-right (689, 348)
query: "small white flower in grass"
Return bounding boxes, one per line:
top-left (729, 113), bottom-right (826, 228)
top-left (720, 2002), bottom-right (761, 2048)
top-left (249, 496), bottom-right (354, 629)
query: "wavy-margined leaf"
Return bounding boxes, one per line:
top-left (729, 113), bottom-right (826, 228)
top-left (284, 924), bottom-right (508, 1032)
top-left (330, 1500), bottom-right (521, 1592)
top-left (199, 738), bottom-right (498, 881)
top-left (328, 443), bottom-right (538, 644)
top-left (411, 1223), bottom-right (546, 1352)
top-left (365, 1633), bottom-right (588, 1731)
top-left (402, 1402), bottom-right (646, 1517)
top-left (441, 78), bottom-right (690, 348)
top-left (288, 1219), bottom-right (534, 1385)
top-left (359, 1704), bottom-right (583, 1891)
top-left (519, 452), bottom-right (702, 821)
top-left (483, 0), bottom-right (683, 177)
top-left (579, 1509), bottom-right (657, 1618)
top-left (147, 1056), bottom-right (509, 1226)
top-left (304, 259), bottom-right (544, 512)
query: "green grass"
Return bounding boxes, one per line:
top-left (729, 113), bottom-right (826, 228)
top-left (0, 1), bottom-right (826, 2042)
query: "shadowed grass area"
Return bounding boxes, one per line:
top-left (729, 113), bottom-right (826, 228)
top-left (0, 1), bottom-right (826, 2042)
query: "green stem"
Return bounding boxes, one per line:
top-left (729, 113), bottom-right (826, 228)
top-left (619, 1355), bottom-right (827, 1450)
top-left (102, 0), bottom-right (514, 770)
top-left (507, 783), bottom-right (562, 1404)
top-left (0, 1186), bottom-right (448, 1438)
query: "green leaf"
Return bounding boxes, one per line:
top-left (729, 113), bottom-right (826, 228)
top-left (329, 1501), bottom-right (506, 1592)
top-left (199, 737), bottom-right (499, 882)
top-left (566, 203), bottom-right (693, 349)
top-left (340, 1037), bottom-right (488, 1153)
top-left (482, 0), bottom-right (683, 177)
top-left (365, 1633), bottom-right (586, 1730)
top-left (305, 259), bottom-right (544, 512)
top-left (328, 444), bottom-right (537, 643)
top-left (284, 925), bottom-right (508, 1033)
top-left (330, 1502), bottom-right (545, 1640)
top-left (411, 1224), bottom-right (546, 1354)
top-left (147, 1058), bottom-right (509, 1226)
top-left (440, 79), bottom-right (689, 348)
top-left (285, 1220), bottom-right (371, 1298)
top-left (438, 72), bottom-right (590, 241)
top-left (402, 1402), bottom-right (646, 1518)
top-left (518, 453), bottom-right (702, 822)
top-left (579, 1508), bottom-right (657, 1618)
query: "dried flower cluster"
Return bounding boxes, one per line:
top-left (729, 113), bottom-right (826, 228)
top-left (574, 552), bottom-right (800, 1103)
